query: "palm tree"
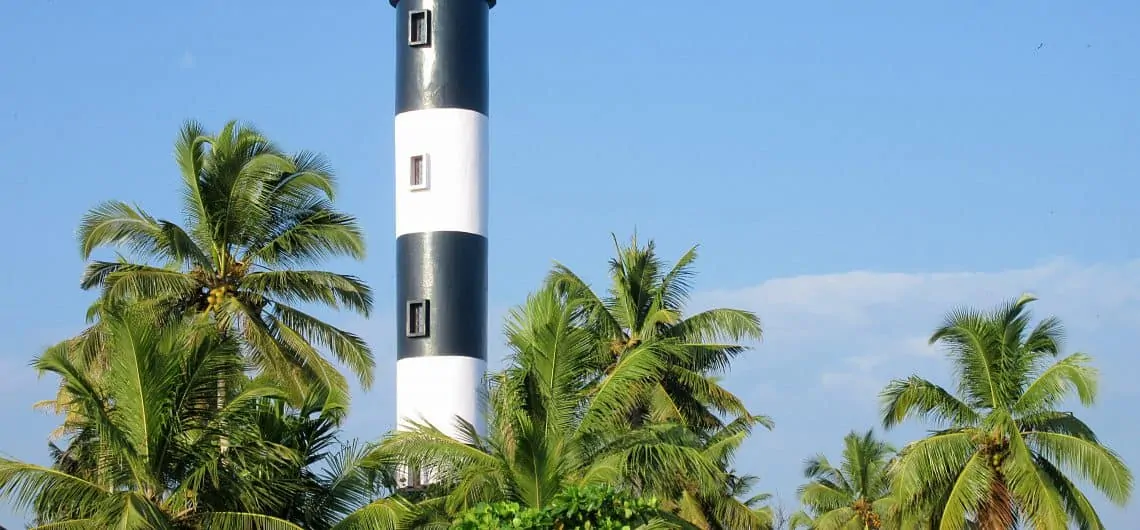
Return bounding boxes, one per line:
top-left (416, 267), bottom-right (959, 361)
top-left (6, 310), bottom-right (415, 530)
top-left (788, 430), bottom-right (900, 530)
top-left (547, 234), bottom-right (763, 434)
top-left (222, 389), bottom-right (415, 530)
top-left (0, 310), bottom-right (303, 528)
top-left (243, 393), bottom-right (371, 528)
top-left (371, 285), bottom-right (732, 526)
top-left (73, 120), bottom-right (373, 406)
top-left (880, 294), bottom-right (1133, 529)
top-left (666, 416), bottom-right (777, 530)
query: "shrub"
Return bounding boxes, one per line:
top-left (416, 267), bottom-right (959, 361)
top-left (452, 484), bottom-right (666, 529)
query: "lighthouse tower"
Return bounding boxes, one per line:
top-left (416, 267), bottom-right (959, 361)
top-left (390, 0), bottom-right (492, 486)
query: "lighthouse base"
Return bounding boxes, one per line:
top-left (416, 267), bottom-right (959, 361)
top-left (394, 355), bottom-right (486, 488)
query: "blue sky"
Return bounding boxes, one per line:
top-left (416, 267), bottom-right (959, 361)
top-left (1, 0), bottom-right (1138, 526)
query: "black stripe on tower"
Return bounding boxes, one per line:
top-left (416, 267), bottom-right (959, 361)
top-left (392, 0), bottom-right (493, 115)
top-left (396, 232), bottom-right (488, 360)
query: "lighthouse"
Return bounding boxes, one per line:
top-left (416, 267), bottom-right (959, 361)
top-left (391, 0), bottom-right (492, 486)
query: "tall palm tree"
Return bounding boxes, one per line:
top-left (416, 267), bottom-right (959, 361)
top-left (880, 294), bottom-right (1133, 529)
top-left (74, 120), bottom-right (373, 406)
top-left (788, 430), bottom-right (900, 530)
top-left (371, 285), bottom-right (731, 526)
top-left (0, 310), bottom-right (302, 528)
top-left (547, 234), bottom-right (763, 434)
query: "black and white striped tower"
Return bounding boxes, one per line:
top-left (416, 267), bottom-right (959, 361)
top-left (390, 0), bottom-right (493, 485)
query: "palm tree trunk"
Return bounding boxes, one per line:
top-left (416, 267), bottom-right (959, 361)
top-left (217, 378), bottom-right (229, 452)
top-left (976, 478), bottom-right (1014, 530)
top-left (215, 316), bottom-right (230, 453)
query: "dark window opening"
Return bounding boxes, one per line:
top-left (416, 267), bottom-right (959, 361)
top-left (409, 10), bottom-right (431, 47)
top-left (407, 299), bottom-right (429, 338)
top-left (410, 154), bottom-right (426, 188)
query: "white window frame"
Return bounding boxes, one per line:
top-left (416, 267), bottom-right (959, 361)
top-left (409, 153), bottom-right (429, 191)
top-left (408, 9), bottom-right (431, 47)
top-left (406, 299), bottom-right (429, 338)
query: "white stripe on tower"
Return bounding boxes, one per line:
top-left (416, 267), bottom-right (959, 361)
top-left (394, 109), bottom-right (488, 237)
top-left (390, 0), bottom-right (494, 490)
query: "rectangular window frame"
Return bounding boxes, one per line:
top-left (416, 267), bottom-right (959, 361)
top-left (409, 153), bottom-right (429, 191)
top-left (408, 9), bottom-right (431, 47)
top-left (406, 299), bottom-right (429, 338)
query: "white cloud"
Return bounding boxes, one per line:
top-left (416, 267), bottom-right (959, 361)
top-left (696, 258), bottom-right (1140, 394)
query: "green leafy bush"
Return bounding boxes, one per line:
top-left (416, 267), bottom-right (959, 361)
top-left (451, 484), bottom-right (667, 529)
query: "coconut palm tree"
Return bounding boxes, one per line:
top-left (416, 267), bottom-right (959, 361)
top-left (880, 294), bottom-right (1133, 529)
top-left (242, 392), bottom-right (372, 528)
top-left (547, 234), bottom-right (763, 435)
top-left (72, 120), bottom-right (373, 407)
top-left (0, 310), bottom-right (303, 528)
top-left (666, 415), bottom-right (777, 530)
top-left (6, 310), bottom-right (414, 530)
top-left (230, 388), bottom-right (416, 530)
top-left (788, 430), bottom-right (900, 530)
top-left (371, 285), bottom-right (732, 526)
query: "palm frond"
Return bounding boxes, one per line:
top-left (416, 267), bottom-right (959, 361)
top-left (78, 199), bottom-right (212, 269)
top-left (880, 376), bottom-right (980, 428)
top-left (658, 245), bottom-right (699, 313)
top-left (174, 119), bottom-right (214, 247)
top-left (98, 264), bottom-right (201, 302)
top-left (546, 262), bottom-right (624, 341)
top-left (578, 340), bottom-right (668, 434)
top-left (1035, 455), bottom-right (1106, 530)
top-left (243, 270), bottom-right (373, 316)
top-left (246, 202), bottom-right (365, 268)
top-left (373, 423), bottom-right (499, 485)
top-left (1024, 431), bottom-right (1132, 505)
top-left (1013, 353), bottom-right (1098, 415)
top-left (0, 459), bottom-right (108, 515)
top-left (1016, 411), bottom-right (1098, 440)
top-left (331, 497), bottom-right (414, 530)
top-left (269, 302), bottom-right (373, 388)
top-left (671, 308), bottom-right (762, 345)
top-left (934, 452), bottom-right (994, 530)
top-left (890, 431), bottom-right (977, 502)
top-left (1002, 429), bottom-right (1069, 530)
top-left (195, 512), bottom-right (307, 530)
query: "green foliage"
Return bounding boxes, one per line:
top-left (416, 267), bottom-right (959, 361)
top-left (451, 501), bottom-right (549, 529)
top-left (10, 140), bottom-right (1135, 530)
top-left (244, 392), bottom-right (398, 530)
top-left (547, 234), bottom-right (764, 436)
top-left (451, 485), bottom-right (668, 530)
top-left (71, 119), bottom-right (373, 409)
top-left (1, 119), bottom-right (393, 528)
top-left (0, 310), bottom-right (304, 528)
top-left (789, 430), bottom-right (900, 530)
top-left (369, 283), bottom-right (751, 527)
top-left (880, 294), bottom-right (1133, 529)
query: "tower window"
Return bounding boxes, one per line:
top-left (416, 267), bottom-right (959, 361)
top-left (409, 10), bottom-right (431, 47)
top-left (409, 154), bottom-right (428, 190)
top-left (407, 299), bottom-right (429, 338)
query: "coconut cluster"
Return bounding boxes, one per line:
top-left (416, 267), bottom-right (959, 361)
top-left (206, 285), bottom-right (233, 312)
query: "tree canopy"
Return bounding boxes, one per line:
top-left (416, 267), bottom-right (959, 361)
top-left (1, 120), bottom-right (1132, 530)
top-left (880, 294), bottom-right (1133, 529)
